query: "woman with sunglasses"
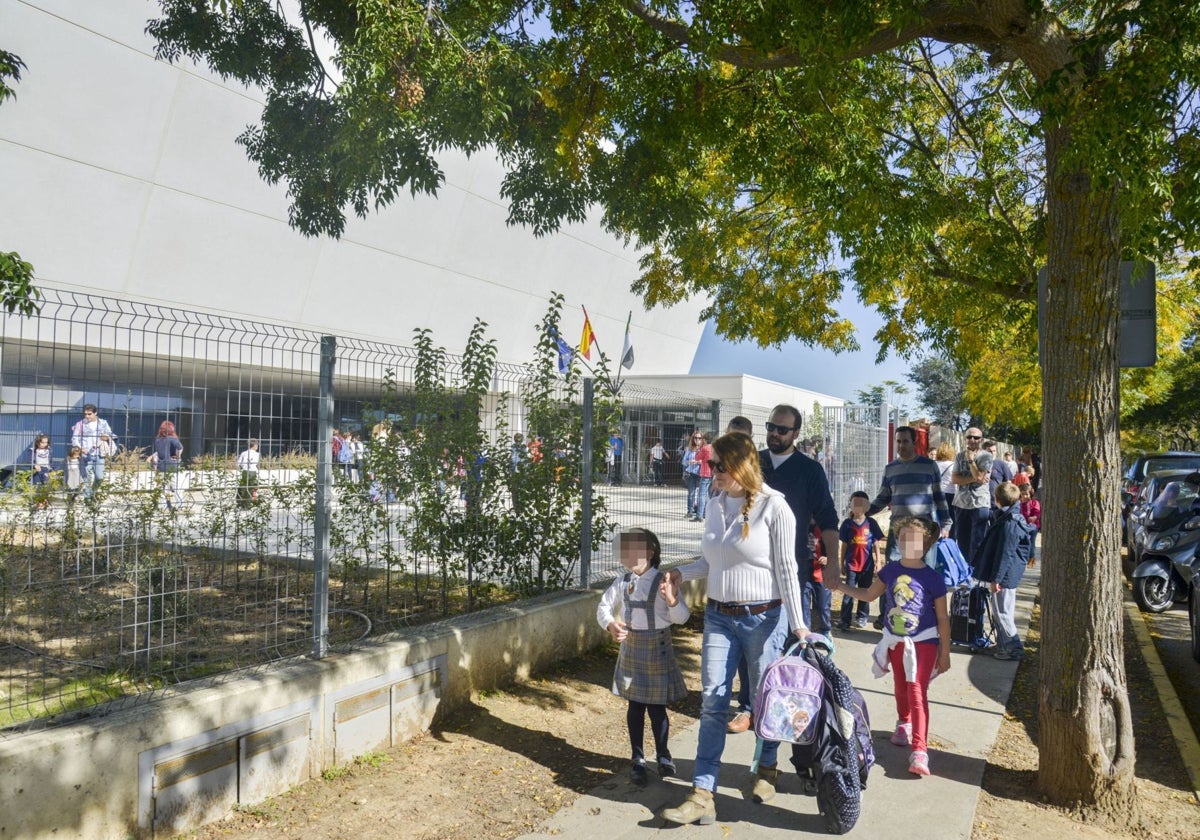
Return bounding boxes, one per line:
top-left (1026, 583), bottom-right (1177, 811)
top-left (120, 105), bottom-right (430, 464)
top-left (659, 432), bottom-right (807, 826)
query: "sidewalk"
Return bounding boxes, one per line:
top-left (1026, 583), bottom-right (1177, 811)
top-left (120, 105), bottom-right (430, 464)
top-left (519, 565), bottom-right (1039, 839)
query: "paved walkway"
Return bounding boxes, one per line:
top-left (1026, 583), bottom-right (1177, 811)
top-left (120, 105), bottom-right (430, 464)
top-left (519, 565), bottom-right (1041, 839)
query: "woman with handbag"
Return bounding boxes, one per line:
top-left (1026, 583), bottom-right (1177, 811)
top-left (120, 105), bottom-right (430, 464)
top-left (659, 432), bottom-right (808, 825)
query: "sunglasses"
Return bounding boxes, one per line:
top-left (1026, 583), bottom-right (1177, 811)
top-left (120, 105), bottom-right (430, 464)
top-left (706, 459), bottom-right (727, 474)
top-left (764, 422), bottom-right (798, 434)
top-left (965, 435), bottom-right (982, 440)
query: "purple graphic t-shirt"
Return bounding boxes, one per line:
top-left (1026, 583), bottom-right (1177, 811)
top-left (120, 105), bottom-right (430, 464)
top-left (877, 562), bottom-right (948, 639)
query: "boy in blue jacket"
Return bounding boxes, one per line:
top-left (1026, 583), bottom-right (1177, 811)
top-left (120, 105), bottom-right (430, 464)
top-left (973, 482), bottom-right (1036, 660)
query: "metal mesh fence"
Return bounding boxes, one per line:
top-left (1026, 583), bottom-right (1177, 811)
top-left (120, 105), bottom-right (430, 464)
top-left (0, 290), bottom-right (890, 732)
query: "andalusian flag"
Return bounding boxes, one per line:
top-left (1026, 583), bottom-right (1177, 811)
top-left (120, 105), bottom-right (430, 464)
top-left (620, 312), bottom-right (634, 369)
top-left (580, 308), bottom-right (596, 360)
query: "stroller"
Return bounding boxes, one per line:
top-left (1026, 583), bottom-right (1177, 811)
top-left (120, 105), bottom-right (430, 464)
top-left (949, 581), bottom-right (1000, 651)
top-left (751, 635), bottom-right (874, 835)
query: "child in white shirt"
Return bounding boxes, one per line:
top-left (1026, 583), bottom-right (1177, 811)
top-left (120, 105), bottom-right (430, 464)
top-left (596, 528), bottom-right (689, 785)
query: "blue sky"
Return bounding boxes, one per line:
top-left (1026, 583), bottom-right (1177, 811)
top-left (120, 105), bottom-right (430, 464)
top-left (688, 294), bottom-right (914, 402)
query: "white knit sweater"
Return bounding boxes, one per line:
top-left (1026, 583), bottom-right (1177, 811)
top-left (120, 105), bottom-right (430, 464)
top-left (676, 484), bottom-right (807, 633)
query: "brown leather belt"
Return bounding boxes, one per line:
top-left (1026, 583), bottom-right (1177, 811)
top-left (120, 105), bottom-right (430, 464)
top-left (707, 598), bottom-right (782, 616)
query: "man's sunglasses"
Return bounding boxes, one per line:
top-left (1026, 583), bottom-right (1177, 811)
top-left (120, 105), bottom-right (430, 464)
top-left (965, 435), bottom-right (982, 440)
top-left (764, 422), bottom-right (798, 434)
top-left (706, 459), bottom-right (728, 474)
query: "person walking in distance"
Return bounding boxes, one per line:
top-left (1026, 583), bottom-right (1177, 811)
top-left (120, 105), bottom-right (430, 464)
top-left (648, 439), bottom-right (667, 487)
top-left (237, 439), bottom-right (261, 507)
top-left (70, 403), bottom-right (116, 500)
top-left (950, 428), bottom-right (993, 566)
top-left (150, 420), bottom-right (184, 510)
top-left (681, 431), bottom-right (703, 520)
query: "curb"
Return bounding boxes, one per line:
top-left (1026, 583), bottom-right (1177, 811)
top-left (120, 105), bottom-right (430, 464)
top-left (1123, 599), bottom-right (1200, 805)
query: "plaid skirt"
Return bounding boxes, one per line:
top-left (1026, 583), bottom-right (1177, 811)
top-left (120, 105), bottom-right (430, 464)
top-left (612, 627), bottom-right (688, 705)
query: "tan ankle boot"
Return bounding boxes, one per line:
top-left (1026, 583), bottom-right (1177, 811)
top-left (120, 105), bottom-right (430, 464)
top-left (752, 763), bottom-right (779, 803)
top-left (661, 786), bottom-right (716, 825)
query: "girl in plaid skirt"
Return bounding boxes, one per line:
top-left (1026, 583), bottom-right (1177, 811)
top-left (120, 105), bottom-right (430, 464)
top-left (597, 528), bottom-right (690, 786)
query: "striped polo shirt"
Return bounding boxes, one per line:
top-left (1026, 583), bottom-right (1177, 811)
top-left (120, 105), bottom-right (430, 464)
top-left (868, 455), bottom-right (951, 526)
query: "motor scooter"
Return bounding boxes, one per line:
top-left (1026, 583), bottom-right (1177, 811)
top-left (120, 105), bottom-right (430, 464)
top-left (1131, 476), bottom-right (1200, 613)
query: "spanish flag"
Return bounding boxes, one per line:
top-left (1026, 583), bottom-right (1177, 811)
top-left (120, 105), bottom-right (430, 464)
top-left (580, 309), bottom-right (596, 360)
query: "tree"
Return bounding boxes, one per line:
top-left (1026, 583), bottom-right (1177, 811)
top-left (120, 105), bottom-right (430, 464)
top-left (907, 355), bottom-right (972, 430)
top-left (148, 1), bottom-right (1200, 820)
top-left (0, 49), bottom-right (39, 315)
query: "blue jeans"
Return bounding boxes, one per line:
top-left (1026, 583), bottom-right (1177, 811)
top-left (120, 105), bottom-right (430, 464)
top-left (951, 506), bottom-right (991, 567)
top-left (734, 655), bottom-right (751, 713)
top-left (684, 472), bottom-right (700, 515)
top-left (840, 566), bottom-right (873, 626)
top-left (696, 477), bottom-right (713, 519)
top-left (805, 580), bottom-right (832, 633)
top-left (694, 603), bottom-right (789, 791)
top-left (83, 455), bottom-right (105, 498)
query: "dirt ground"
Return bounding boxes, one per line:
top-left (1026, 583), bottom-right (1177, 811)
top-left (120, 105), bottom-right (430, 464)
top-left (175, 610), bottom-right (1199, 840)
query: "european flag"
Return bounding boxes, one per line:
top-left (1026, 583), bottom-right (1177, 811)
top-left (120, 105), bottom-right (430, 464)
top-left (555, 331), bottom-right (573, 375)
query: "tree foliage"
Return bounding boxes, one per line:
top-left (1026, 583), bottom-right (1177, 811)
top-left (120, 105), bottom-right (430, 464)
top-left (0, 49), bottom-right (39, 315)
top-left (147, 0), bottom-right (1200, 818)
top-left (906, 355), bottom-right (973, 430)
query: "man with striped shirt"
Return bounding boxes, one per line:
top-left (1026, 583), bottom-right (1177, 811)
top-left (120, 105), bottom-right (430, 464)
top-left (868, 425), bottom-right (952, 560)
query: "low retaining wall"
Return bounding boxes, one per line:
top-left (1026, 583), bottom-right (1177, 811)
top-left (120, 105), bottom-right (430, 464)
top-left (0, 577), bottom-right (706, 839)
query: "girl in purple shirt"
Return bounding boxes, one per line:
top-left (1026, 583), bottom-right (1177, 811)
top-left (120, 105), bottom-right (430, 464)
top-left (830, 516), bottom-right (950, 776)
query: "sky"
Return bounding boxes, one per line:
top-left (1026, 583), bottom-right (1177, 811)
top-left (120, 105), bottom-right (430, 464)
top-left (688, 293), bottom-right (915, 403)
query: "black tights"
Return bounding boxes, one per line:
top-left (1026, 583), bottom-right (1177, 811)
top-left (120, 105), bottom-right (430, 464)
top-left (627, 701), bottom-right (670, 764)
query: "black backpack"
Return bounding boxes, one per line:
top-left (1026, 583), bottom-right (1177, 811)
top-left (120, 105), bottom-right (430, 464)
top-left (788, 646), bottom-right (867, 834)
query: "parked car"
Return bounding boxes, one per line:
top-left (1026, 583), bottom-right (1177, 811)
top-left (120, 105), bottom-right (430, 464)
top-left (1129, 473), bottom-right (1200, 613)
top-left (1122, 451), bottom-right (1200, 536)
top-left (1123, 468), bottom-right (1199, 569)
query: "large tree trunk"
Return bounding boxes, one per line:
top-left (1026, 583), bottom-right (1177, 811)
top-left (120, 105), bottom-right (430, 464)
top-left (1037, 121), bottom-right (1137, 820)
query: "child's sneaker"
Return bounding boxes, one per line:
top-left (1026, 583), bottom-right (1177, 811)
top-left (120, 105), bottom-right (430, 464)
top-left (890, 721), bottom-right (912, 746)
top-left (908, 750), bottom-right (930, 776)
top-left (994, 644), bottom-right (1025, 661)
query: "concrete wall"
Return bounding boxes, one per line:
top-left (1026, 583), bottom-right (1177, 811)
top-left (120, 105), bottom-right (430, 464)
top-left (0, 579), bottom-right (709, 839)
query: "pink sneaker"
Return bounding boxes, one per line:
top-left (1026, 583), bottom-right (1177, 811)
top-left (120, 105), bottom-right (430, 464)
top-left (890, 721), bottom-right (912, 746)
top-left (908, 750), bottom-right (930, 776)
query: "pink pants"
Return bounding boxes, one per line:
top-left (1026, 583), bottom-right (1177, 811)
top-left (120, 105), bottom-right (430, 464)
top-left (888, 641), bottom-right (938, 752)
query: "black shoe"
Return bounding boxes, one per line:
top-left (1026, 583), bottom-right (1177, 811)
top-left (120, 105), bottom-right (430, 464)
top-left (631, 763), bottom-right (648, 786)
top-left (658, 757), bottom-right (676, 778)
top-left (872, 615), bottom-right (885, 630)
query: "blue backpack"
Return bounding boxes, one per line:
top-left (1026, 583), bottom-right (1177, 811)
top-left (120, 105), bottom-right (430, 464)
top-left (932, 537), bottom-right (972, 588)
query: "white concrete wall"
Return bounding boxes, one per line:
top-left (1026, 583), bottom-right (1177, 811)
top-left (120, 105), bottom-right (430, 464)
top-left (0, 0), bottom-right (706, 371)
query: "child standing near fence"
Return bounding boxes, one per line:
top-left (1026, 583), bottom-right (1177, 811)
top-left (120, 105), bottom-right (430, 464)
top-left (29, 434), bottom-right (52, 509)
top-left (596, 528), bottom-right (690, 786)
top-left (65, 446), bottom-right (82, 503)
top-left (829, 516), bottom-right (950, 776)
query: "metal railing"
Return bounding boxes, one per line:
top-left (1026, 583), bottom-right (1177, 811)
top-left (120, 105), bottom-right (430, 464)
top-left (0, 290), bottom-right (891, 732)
